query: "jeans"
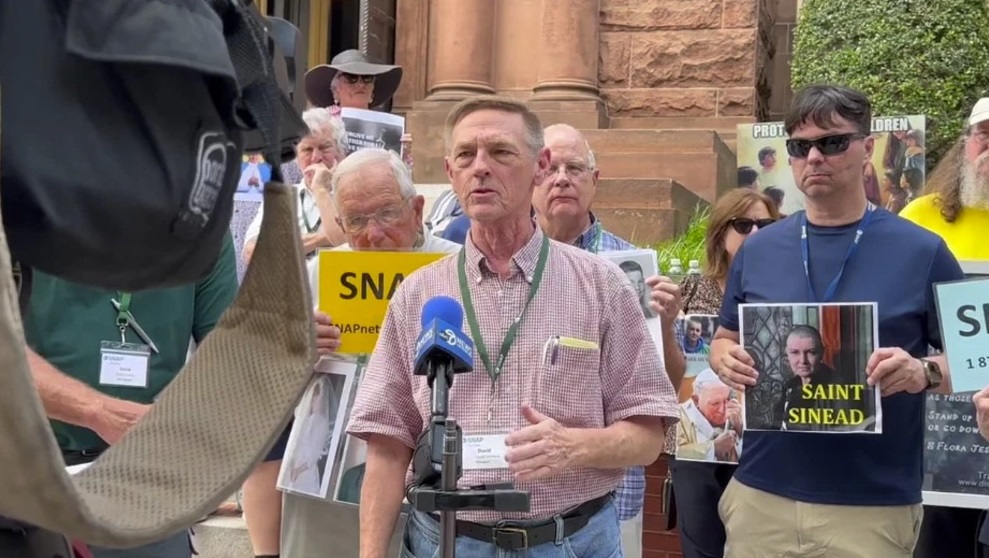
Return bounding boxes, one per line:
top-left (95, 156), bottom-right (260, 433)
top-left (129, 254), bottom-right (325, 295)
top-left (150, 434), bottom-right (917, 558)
top-left (401, 500), bottom-right (623, 558)
top-left (88, 530), bottom-right (192, 558)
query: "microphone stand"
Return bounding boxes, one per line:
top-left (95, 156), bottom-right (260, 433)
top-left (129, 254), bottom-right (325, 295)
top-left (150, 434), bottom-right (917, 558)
top-left (410, 358), bottom-right (530, 558)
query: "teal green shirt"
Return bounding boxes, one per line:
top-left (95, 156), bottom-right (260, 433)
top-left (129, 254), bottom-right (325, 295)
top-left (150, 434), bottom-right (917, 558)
top-left (24, 233), bottom-right (238, 452)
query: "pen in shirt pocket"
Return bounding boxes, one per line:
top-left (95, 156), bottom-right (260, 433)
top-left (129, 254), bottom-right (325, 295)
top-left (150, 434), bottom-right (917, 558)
top-left (542, 335), bottom-right (598, 365)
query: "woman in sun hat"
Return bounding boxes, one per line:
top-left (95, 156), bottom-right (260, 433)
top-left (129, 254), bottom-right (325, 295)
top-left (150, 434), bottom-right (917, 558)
top-left (304, 49), bottom-right (413, 168)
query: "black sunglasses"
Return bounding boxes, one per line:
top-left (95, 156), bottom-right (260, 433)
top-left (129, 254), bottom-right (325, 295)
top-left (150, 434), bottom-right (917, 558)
top-left (730, 218), bottom-right (776, 235)
top-left (340, 73), bottom-right (375, 85)
top-left (785, 133), bottom-right (865, 158)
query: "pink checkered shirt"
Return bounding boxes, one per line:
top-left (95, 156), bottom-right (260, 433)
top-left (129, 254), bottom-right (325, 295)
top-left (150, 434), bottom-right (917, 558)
top-left (346, 226), bottom-right (679, 522)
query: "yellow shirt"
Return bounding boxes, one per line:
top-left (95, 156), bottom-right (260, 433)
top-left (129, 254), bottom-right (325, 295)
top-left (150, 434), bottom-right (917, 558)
top-left (899, 194), bottom-right (989, 261)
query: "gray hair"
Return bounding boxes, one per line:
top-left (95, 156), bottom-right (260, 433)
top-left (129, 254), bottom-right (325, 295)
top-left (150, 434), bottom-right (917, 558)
top-left (444, 95), bottom-right (544, 156)
top-left (543, 123), bottom-right (596, 169)
top-left (301, 107), bottom-right (349, 152)
top-left (331, 148), bottom-right (416, 209)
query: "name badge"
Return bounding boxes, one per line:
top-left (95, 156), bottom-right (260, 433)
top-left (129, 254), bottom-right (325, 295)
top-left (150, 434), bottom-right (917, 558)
top-left (99, 341), bottom-right (151, 388)
top-left (463, 432), bottom-right (509, 470)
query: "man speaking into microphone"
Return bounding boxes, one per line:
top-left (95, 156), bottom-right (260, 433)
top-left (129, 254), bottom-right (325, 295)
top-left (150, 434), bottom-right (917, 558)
top-left (346, 96), bottom-right (679, 558)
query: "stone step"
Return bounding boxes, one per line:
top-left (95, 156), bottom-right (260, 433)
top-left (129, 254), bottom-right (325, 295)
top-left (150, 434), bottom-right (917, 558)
top-left (593, 178), bottom-right (709, 245)
top-left (608, 116), bottom-right (744, 156)
top-left (194, 514), bottom-right (253, 558)
top-left (609, 115), bottom-right (753, 133)
top-left (579, 129), bottom-right (728, 154)
top-left (592, 152), bottom-right (735, 203)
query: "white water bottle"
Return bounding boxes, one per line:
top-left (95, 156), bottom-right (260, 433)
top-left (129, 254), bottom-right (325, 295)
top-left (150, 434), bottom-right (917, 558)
top-left (688, 259), bottom-right (702, 276)
top-left (667, 258), bottom-right (684, 278)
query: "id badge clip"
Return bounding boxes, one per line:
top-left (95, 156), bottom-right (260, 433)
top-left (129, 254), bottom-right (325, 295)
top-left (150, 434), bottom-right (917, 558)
top-left (99, 338), bottom-right (151, 388)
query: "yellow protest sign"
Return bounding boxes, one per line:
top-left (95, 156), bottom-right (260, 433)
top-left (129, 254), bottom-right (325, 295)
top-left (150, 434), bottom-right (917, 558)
top-left (318, 250), bottom-right (449, 354)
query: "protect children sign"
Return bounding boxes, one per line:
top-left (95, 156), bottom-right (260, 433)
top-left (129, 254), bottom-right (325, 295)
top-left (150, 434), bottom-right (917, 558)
top-left (317, 251), bottom-right (447, 354)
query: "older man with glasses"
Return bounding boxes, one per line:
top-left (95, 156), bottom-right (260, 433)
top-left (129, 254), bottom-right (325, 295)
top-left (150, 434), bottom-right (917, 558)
top-left (281, 147), bottom-right (460, 558)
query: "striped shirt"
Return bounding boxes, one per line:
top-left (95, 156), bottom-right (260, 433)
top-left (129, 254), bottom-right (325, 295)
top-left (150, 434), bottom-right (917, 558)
top-left (346, 225), bottom-right (679, 522)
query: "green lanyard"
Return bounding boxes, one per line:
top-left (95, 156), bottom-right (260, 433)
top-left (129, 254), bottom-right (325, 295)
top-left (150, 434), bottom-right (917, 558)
top-left (116, 292), bottom-right (132, 342)
top-left (456, 234), bottom-right (550, 386)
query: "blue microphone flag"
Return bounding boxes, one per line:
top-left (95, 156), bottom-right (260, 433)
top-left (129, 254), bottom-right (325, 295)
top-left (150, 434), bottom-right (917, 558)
top-left (414, 296), bottom-right (474, 375)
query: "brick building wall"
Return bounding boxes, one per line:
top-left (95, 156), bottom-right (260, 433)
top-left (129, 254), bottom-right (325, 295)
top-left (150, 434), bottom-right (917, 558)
top-left (643, 456), bottom-right (681, 558)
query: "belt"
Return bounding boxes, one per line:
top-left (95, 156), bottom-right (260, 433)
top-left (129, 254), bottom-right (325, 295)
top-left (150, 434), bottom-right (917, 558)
top-left (432, 494), bottom-right (610, 551)
top-left (62, 448), bottom-right (104, 467)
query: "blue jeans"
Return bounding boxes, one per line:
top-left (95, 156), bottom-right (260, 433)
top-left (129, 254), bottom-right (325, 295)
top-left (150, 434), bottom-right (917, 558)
top-left (401, 500), bottom-right (623, 558)
top-left (88, 529), bottom-right (192, 558)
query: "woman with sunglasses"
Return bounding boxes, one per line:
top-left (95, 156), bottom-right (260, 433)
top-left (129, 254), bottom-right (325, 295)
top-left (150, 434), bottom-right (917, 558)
top-left (670, 188), bottom-right (779, 558)
top-left (304, 50), bottom-right (414, 168)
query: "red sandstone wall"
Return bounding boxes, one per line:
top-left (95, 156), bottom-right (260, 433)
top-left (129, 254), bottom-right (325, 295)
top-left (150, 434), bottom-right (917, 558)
top-left (597, 0), bottom-right (775, 122)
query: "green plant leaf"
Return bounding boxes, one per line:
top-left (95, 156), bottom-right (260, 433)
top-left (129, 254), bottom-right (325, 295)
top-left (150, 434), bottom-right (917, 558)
top-left (791, 0), bottom-right (989, 167)
top-left (648, 203), bottom-right (710, 273)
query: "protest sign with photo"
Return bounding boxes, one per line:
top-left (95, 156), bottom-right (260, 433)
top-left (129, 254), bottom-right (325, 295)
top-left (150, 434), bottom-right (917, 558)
top-left (340, 107), bottom-right (405, 156)
top-left (675, 314), bottom-right (742, 464)
top-left (599, 249), bottom-right (664, 355)
top-left (277, 359), bottom-right (357, 500)
top-left (739, 302), bottom-right (881, 433)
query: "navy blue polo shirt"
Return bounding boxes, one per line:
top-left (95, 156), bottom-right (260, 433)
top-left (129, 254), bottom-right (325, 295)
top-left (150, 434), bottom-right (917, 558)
top-left (720, 208), bottom-right (963, 505)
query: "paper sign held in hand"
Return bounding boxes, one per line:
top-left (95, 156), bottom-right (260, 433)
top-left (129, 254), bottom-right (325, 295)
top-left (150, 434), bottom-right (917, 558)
top-left (934, 277), bottom-right (989, 393)
top-left (317, 250), bottom-right (447, 354)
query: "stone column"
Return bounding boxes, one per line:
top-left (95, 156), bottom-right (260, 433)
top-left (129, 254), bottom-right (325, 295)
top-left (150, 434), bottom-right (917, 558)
top-left (425, 0), bottom-right (496, 100)
top-left (531, 0), bottom-right (601, 100)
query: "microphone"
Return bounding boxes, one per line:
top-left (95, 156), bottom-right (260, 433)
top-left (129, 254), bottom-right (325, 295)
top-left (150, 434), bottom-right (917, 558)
top-left (407, 298), bottom-right (530, 546)
top-left (414, 295), bottom-right (474, 381)
top-left (411, 296), bottom-right (473, 487)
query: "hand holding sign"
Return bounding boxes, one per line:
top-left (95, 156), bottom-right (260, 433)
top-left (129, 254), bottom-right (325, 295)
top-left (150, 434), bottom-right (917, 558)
top-left (933, 277), bottom-right (989, 392)
top-left (973, 386), bottom-right (989, 443)
top-left (314, 311), bottom-right (341, 356)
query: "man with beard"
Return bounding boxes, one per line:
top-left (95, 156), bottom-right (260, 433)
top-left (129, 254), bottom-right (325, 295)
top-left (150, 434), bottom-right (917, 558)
top-left (900, 98), bottom-right (989, 261)
top-left (899, 98), bottom-right (989, 558)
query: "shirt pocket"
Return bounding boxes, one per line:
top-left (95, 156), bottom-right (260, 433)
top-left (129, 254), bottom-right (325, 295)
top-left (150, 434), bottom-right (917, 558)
top-left (533, 342), bottom-right (603, 428)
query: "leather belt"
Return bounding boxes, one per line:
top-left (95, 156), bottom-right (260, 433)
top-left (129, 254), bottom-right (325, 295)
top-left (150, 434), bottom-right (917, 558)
top-left (62, 448), bottom-right (105, 467)
top-left (432, 494), bottom-right (610, 551)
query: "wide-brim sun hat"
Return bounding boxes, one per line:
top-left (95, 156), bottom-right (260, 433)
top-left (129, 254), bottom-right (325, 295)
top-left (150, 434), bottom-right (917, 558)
top-left (304, 49), bottom-right (403, 109)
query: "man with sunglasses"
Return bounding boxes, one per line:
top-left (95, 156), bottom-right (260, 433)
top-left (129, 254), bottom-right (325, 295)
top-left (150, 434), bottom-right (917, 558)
top-left (710, 84), bottom-right (963, 557)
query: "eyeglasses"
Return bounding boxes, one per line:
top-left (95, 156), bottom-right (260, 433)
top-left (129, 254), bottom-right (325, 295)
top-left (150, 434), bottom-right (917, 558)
top-left (340, 73), bottom-right (375, 85)
top-left (785, 133), bottom-right (865, 158)
top-left (730, 218), bottom-right (776, 235)
top-left (340, 202), bottom-right (408, 232)
top-left (548, 162), bottom-right (592, 178)
top-left (968, 128), bottom-right (989, 145)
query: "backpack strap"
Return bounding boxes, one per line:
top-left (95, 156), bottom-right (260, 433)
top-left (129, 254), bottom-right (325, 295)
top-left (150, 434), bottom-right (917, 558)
top-left (0, 182), bottom-right (316, 547)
